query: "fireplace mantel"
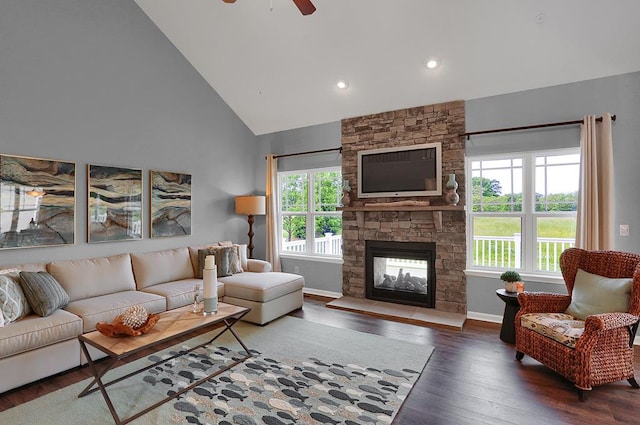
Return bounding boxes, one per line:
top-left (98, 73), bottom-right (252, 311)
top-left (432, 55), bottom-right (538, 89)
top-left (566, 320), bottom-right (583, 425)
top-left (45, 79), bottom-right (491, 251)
top-left (339, 204), bottom-right (464, 230)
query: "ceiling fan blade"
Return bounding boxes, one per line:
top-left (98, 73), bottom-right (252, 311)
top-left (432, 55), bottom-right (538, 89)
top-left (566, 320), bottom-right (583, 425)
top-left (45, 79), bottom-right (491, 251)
top-left (292, 0), bottom-right (316, 15)
top-left (222, 0), bottom-right (236, 3)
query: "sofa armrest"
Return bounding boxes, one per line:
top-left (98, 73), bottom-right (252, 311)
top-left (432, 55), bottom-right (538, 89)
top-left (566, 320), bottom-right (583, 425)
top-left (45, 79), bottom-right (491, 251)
top-left (246, 259), bottom-right (272, 273)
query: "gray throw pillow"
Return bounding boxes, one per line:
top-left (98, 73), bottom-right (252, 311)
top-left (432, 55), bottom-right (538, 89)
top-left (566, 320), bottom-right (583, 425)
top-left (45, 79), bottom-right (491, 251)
top-left (197, 248), bottom-right (232, 278)
top-left (19, 271), bottom-right (70, 317)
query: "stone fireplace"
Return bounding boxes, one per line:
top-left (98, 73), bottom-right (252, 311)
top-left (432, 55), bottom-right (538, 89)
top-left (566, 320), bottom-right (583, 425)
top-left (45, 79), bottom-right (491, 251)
top-left (366, 240), bottom-right (436, 308)
top-left (341, 101), bottom-right (467, 314)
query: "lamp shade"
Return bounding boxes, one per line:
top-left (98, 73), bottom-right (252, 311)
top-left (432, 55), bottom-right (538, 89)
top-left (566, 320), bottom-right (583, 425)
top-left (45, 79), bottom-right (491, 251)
top-left (235, 195), bottom-right (266, 216)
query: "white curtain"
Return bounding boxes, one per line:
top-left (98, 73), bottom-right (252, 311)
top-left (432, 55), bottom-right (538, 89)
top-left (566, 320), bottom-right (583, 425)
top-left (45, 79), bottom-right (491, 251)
top-left (576, 113), bottom-right (614, 250)
top-left (265, 154), bottom-right (281, 271)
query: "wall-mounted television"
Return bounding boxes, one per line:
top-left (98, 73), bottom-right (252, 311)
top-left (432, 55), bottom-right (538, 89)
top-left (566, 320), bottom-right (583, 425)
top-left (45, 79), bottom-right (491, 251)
top-left (357, 142), bottom-right (442, 198)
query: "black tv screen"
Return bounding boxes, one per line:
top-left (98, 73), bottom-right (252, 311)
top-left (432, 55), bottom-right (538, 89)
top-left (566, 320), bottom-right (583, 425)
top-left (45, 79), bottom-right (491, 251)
top-left (357, 142), bottom-right (442, 198)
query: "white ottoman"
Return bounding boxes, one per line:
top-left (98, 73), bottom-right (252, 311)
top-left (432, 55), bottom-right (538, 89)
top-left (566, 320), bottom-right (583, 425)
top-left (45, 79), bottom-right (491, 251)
top-left (219, 272), bottom-right (304, 325)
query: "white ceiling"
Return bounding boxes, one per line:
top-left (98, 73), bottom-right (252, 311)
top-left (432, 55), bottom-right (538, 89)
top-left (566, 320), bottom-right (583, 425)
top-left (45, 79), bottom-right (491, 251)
top-left (135, 0), bottom-right (640, 136)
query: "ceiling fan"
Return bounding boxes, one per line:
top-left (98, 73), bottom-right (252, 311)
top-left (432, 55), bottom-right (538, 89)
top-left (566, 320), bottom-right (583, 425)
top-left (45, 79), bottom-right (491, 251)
top-left (222, 0), bottom-right (316, 16)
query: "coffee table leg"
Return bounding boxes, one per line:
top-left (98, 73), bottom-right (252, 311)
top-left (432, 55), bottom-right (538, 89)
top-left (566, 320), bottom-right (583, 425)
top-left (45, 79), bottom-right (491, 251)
top-left (223, 318), bottom-right (251, 354)
top-left (78, 339), bottom-right (124, 425)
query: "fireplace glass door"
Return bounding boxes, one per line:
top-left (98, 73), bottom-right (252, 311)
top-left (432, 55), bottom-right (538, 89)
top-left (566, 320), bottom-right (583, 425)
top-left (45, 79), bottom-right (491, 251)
top-left (365, 240), bottom-right (436, 308)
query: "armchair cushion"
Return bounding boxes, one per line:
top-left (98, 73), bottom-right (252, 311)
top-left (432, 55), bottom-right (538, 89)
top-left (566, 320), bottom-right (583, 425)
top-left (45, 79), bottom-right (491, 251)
top-left (521, 312), bottom-right (585, 349)
top-left (565, 269), bottom-right (632, 320)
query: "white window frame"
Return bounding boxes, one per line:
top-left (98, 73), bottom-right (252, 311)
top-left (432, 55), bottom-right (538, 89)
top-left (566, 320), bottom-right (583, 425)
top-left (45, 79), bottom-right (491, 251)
top-left (277, 166), bottom-right (343, 261)
top-left (466, 147), bottom-right (580, 277)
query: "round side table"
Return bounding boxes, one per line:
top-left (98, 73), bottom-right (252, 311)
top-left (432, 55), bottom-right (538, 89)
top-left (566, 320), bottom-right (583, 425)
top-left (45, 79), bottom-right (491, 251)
top-left (496, 288), bottom-right (520, 344)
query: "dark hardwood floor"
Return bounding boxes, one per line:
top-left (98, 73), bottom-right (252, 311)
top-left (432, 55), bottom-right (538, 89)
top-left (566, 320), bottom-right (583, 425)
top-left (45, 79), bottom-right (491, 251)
top-left (1, 296), bottom-right (638, 424)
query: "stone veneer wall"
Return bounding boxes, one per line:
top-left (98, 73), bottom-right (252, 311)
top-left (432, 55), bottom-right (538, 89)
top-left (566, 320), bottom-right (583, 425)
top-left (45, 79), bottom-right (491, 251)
top-left (341, 101), bottom-right (467, 314)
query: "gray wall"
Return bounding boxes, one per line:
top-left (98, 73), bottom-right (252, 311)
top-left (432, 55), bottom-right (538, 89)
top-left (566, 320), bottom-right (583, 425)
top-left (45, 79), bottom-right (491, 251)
top-left (466, 71), bottom-right (640, 317)
top-left (0, 0), bottom-right (257, 267)
top-left (256, 72), bottom-right (640, 310)
top-left (256, 122), bottom-right (343, 294)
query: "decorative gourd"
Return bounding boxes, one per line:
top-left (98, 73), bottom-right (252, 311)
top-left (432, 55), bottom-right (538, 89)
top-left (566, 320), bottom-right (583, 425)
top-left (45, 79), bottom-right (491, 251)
top-left (120, 305), bottom-right (149, 329)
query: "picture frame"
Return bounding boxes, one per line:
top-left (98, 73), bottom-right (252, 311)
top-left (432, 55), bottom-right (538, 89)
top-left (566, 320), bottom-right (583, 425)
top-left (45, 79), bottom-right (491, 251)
top-left (150, 170), bottom-right (192, 238)
top-left (0, 154), bottom-right (76, 249)
top-left (88, 164), bottom-right (142, 243)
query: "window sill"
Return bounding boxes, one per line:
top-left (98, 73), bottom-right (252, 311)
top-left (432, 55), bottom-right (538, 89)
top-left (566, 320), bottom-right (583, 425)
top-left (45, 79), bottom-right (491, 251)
top-left (464, 268), bottom-right (565, 285)
top-left (279, 253), bottom-right (344, 265)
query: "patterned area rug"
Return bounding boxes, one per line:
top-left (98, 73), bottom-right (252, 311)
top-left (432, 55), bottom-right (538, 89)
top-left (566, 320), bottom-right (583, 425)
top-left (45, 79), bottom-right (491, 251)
top-left (0, 316), bottom-right (433, 425)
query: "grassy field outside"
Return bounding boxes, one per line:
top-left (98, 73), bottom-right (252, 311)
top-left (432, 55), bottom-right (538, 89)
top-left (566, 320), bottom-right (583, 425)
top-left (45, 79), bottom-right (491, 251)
top-left (473, 216), bottom-right (576, 238)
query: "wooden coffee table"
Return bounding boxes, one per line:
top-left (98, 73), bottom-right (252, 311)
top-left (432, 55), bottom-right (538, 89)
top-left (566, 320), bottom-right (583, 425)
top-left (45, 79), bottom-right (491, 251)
top-left (78, 303), bottom-right (251, 425)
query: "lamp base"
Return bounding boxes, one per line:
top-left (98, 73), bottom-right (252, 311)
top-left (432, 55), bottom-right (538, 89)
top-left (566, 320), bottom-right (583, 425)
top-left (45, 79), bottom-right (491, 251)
top-left (247, 214), bottom-right (255, 258)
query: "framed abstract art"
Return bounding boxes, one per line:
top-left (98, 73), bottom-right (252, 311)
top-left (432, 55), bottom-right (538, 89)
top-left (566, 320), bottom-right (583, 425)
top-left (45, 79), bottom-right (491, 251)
top-left (0, 154), bottom-right (76, 249)
top-left (150, 170), bottom-right (192, 238)
top-left (88, 164), bottom-right (142, 242)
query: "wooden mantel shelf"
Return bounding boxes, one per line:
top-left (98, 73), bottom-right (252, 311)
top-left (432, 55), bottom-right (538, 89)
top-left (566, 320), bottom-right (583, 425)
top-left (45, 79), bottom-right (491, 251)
top-left (338, 205), bottom-right (464, 212)
top-left (338, 204), bottom-right (465, 230)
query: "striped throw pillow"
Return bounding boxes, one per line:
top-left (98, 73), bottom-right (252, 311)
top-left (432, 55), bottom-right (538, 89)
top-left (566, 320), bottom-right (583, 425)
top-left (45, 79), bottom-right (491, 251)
top-left (0, 275), bottom-right (31, 323)
top-left (19, 272), bottom-right (69, 317)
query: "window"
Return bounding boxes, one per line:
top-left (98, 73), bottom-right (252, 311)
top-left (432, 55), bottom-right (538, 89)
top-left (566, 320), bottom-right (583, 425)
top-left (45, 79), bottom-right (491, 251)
top-left (278, 167), bottom-right (343, 257)
top-left (467, 149), bottom-right (579, 274)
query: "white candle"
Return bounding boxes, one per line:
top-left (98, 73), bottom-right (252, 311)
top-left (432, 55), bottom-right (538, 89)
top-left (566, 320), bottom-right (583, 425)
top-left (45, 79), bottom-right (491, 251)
top-left (202, 255), bottom-right (218, 314)
top-left (203, 268), bottom-right (216, 298)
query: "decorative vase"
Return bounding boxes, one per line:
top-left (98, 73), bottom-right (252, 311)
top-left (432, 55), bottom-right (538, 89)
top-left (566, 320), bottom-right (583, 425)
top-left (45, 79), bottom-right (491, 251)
top-left (340, 179), bottom-right (352, 207)
top-left (504, 281), bottom-right (518, 293)
top-left (444, 174), bottom-right (459, 206)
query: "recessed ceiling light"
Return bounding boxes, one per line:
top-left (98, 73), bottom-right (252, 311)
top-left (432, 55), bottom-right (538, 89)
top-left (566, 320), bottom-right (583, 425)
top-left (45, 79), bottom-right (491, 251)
top-left (337, 81), bottom-right (349, 89)
top-left (425, 57), bottom-right (440, 69)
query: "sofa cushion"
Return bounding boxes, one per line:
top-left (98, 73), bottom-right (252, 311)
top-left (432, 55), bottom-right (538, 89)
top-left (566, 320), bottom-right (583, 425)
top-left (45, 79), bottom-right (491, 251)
top-left (0, 274), bottom-right (31, 323)
top-left (220, 272), bottom-right (304, 303)
top-left (19, 272), bottom-right (70, 317)
top-left (520, 312), bottom-right (585, 349)
top-left (131, 248), bottom-right (194, 290)
top-left (47, 254), bottom-right (136, 302)
top-left (64, 290), bottom-right (166, 333)
top-left (565, 268), bottom-right (633, 320)
top-left (0, 309), bottom-right (82, 360)
top-left (141, 278), bottom-right (224, 310)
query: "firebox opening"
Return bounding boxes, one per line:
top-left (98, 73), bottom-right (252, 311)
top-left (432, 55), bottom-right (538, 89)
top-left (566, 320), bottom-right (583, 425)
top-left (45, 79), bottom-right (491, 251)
top-left (365, 240), bottom-right (436, 308)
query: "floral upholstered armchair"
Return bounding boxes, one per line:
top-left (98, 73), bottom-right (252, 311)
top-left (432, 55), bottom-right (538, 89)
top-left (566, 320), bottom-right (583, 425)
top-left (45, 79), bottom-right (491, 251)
top-left (515, 248), bottom-right (640, 401)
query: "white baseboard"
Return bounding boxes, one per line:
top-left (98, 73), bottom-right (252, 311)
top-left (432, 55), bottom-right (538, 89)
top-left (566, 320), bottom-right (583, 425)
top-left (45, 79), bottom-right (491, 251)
top-left (303, 288), bottom-right (342, 299)
top-left (468, 311), bottom-right (640, 346)
top-left (467, 311), bottom-right (502, 324)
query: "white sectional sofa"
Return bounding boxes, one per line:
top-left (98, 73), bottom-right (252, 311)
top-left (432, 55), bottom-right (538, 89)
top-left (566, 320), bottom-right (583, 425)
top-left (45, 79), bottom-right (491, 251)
top-left (0, 243), bottom-right (304, 394)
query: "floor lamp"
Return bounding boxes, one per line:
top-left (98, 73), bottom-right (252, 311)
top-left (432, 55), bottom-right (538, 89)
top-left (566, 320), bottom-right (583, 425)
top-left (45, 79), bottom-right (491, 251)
top-left (235, 195), bottom-right (266, 259)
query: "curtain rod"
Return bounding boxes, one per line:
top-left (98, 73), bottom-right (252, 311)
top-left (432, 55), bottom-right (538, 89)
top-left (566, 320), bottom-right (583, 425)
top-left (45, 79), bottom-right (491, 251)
top-left (265, 146), bottom-right (342, 160)
top-left (463, 114), bottom-right (616, 140)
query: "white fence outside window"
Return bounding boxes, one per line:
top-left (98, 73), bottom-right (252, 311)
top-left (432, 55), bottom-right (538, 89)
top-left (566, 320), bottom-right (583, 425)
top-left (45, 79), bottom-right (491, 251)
top-left (283, 233), bottom-right (575, 272)
top-left (282, 233), bottom-right (343, 256)
top-left (473, 233), bottom-right (575, 271)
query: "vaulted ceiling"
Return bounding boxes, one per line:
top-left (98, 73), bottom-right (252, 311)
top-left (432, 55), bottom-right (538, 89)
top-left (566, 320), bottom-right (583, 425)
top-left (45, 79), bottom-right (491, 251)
top-left (135, 0), bottom-right (640, 135)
